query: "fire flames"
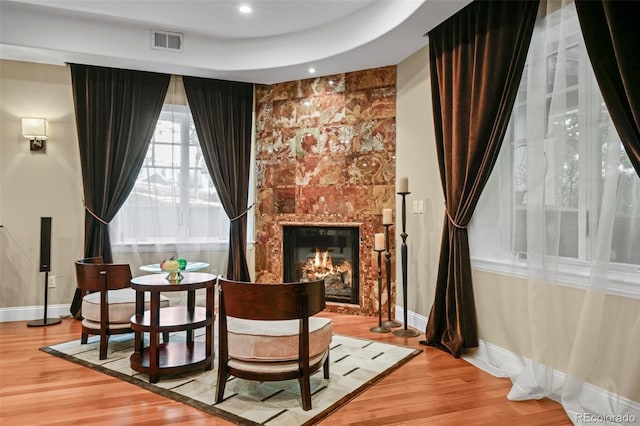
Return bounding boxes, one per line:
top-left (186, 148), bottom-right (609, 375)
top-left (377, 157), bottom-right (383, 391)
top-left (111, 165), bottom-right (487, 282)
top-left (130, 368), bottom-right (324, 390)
top-left (298, 248), bottom-right (354, 302)
top-left (302, 249), bottom-right (352, 284)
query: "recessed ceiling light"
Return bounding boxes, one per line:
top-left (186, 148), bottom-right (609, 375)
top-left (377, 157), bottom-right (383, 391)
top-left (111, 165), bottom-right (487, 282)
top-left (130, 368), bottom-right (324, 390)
top-left (239, 4), bottom-right (252, 14)
top-left (308, 67), bottom-right (316, 74)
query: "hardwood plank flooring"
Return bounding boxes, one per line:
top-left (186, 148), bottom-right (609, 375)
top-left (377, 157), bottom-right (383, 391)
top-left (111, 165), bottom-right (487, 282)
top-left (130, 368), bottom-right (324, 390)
top-left (0, 313), bottom-right (571, 425)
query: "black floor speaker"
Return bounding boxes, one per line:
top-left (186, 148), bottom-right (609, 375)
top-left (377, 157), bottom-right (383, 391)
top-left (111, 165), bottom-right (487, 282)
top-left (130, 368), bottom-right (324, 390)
top-left (27, 217), bottom-right (61, 327)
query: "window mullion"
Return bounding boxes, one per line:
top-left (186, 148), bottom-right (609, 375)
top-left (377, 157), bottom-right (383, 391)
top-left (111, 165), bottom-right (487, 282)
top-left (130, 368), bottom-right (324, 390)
top-left (577, 40), bottom-right (599, 262)
top-left (179, 115), bottom-right (191, 240)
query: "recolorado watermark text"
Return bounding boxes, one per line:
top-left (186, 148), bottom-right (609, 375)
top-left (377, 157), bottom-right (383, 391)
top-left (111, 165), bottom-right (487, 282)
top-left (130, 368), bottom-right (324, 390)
top-left (576, 413), bottom-right (637, 424)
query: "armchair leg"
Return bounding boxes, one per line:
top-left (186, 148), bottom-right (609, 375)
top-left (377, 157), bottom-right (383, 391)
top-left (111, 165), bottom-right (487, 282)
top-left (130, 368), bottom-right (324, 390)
top-left (323, 354), bottom-right (330, 379)
top-left (299, 375), bottom-right (312, 411)
top-left (99, 336), bottom-right (108, 360)
top-left (81, 332), bottom-right (88, 344)
top-left (162, 332), bottom-right (170, 343)
top-left (215, 367), bottom-right (228, 403)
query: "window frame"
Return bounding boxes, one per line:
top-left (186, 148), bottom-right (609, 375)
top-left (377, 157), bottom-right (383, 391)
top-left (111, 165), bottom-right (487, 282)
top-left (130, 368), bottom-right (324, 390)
top-left (110, 103), bottom-right (230, 251)
top-left (470, 5), bottom-right (640, 299)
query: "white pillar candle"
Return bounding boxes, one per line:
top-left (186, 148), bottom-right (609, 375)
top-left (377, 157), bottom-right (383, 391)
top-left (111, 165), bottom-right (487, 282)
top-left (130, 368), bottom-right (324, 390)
top-left (374, 233), bottom-right (385, 251)
top-left (398, 176), bottom-right (409, 193)
top-left (382, 208), bottom-right (393, 225)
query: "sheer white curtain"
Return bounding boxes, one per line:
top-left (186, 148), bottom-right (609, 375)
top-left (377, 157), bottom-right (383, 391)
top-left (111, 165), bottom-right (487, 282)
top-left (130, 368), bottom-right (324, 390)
top-left (110, 76), bottom-right (229, 302)
top-left (469, 0), bottom-right (640, 422)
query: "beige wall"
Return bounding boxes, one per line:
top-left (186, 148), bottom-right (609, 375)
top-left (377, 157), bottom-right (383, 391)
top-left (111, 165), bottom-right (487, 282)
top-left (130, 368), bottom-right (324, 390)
top-left (0, 60), bottom-right (84, 309)
top-left (396, 47), bottom-right (444, 317)
top-left (474, 270), bottom-right (640, 401)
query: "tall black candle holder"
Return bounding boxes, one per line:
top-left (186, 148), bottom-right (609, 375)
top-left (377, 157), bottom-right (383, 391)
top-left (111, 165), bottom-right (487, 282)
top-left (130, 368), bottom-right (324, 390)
top-left (370, 248), bottom-right (390, 333)
top-left (393, 191), bottom-right (420, 337)
top-left (382, 223), bottom-right (400, 328)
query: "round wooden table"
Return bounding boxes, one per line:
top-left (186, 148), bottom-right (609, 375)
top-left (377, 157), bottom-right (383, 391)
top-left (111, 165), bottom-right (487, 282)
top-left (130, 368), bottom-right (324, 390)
top-left (129, 272), bottom-right (216, 383)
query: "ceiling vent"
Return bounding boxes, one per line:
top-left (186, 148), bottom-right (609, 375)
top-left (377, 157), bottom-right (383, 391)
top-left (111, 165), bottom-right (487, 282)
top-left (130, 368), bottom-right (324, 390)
top-left (151, 30), bottom-right (183, 52)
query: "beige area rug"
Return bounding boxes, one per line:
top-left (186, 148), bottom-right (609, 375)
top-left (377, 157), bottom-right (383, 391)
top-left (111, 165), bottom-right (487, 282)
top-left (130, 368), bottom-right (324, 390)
top-left (42, 332), bottom-right (421, 425)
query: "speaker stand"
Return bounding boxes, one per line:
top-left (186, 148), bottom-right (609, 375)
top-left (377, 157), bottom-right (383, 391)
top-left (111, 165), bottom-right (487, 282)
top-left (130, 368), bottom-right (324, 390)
top-left (27, 271), bottom-right (61, 327)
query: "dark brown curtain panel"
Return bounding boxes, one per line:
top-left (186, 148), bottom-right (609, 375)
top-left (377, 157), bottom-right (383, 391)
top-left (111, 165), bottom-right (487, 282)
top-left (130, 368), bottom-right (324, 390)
top-left (422, 0), bottom-right (538, 357)
top-left (71, 64), bottom-right (170, 261)
top-left (575, 0), bottom-right (640, 176)
top-left (70, 64), bottom-right (169, 317)
top-left (183, 76), bottom-right (253, 282)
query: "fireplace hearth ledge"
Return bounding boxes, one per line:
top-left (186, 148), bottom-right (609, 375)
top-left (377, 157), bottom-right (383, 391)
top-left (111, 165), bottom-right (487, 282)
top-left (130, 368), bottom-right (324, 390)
top-left (325, 301), bottom-right (362, 316)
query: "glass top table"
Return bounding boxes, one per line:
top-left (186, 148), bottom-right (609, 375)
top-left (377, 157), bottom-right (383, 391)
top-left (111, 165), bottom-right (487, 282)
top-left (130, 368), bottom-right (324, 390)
top-left (140, 261), bottom-right (210, 273)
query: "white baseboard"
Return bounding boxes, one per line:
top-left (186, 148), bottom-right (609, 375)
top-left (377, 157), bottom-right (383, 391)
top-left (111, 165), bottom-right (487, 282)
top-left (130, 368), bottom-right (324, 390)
top-left (464, 339), bottom-right (640, 422)
top-left (0, 304), bottom-right (71, 323)
top-left (394, 306), bottom-right (427, 333)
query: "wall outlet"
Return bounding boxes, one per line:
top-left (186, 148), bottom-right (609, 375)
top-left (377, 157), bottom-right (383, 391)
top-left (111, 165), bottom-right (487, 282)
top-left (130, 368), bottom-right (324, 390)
top-left (48, 275), bottom-right (56, 288)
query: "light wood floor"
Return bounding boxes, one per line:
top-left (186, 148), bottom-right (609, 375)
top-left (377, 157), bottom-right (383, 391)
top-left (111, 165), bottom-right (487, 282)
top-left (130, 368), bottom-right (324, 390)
top-left (0, 312), bottom-right (571, 425)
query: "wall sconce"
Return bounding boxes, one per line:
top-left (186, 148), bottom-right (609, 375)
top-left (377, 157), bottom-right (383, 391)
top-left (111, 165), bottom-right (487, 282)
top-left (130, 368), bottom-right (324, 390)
top-left (22, 118), bottom-right (48, 152)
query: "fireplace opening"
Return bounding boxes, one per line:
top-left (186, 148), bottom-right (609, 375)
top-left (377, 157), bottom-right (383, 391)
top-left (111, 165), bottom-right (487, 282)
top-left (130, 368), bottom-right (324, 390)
top-left (283, 225), bottom-right (360, 304)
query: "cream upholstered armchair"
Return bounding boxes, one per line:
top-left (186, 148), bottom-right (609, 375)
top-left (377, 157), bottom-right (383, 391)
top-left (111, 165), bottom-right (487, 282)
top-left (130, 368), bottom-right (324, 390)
top-left (75, 257), bottom-right (170, 359)
top-left (215, 278), bottom-right (332, 411)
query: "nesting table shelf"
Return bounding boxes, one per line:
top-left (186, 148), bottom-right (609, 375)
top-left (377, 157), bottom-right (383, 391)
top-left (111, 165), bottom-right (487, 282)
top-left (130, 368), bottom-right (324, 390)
top-left (129, 272), bottom-right (216, 383)
top-left (129, 342), bottom-right (210, 377)
top-left (131, 306), bottom-right (210, 332)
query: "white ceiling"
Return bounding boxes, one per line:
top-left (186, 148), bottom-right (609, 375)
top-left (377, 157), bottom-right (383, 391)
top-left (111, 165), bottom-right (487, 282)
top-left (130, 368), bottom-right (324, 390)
top-left (0, 0), bottom-right (471, 84)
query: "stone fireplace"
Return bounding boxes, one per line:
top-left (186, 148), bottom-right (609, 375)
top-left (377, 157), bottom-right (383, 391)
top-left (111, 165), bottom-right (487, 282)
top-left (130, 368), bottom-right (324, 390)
top-left (283, 224), bottom-right (360, 305)
top-left (254, 66), bottom-right (397, 316)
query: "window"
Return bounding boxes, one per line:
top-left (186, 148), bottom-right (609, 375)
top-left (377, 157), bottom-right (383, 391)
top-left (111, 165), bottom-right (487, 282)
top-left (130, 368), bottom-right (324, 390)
top-left (110, 104), bottom-right (229, 247)
top-left (469, 3), bottom-right (640, 296)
